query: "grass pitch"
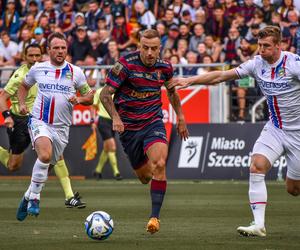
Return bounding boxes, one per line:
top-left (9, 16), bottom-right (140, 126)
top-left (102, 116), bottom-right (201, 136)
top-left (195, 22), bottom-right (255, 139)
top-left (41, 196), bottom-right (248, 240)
top-left (0, 179), bottom-right (299, 250)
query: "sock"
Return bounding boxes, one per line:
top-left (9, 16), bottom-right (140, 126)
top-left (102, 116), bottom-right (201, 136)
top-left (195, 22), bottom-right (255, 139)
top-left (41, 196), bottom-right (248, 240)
top-left (24, 184), bottom-right (32, 200)
top-left (107, 152), bottom-right (120, 176)
top-left (54, 159), bottom-right (74, 200)
top-left (0, 146), bottom-right (9, 168)
top-left (95, 150), bottom-right (108, 173)
top-left (249, 173), bottom-right (267, 228)
top-left (29, 159), bottom-right (49, 200)
top-left (150, 179), bottom-right (167, 218)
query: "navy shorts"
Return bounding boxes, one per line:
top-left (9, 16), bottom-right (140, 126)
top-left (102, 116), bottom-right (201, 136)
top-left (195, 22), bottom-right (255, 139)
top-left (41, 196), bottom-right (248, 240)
top-left (97, 116), bottom-right (115, 140)
top-left (119, 119), bottom-right (168, 169)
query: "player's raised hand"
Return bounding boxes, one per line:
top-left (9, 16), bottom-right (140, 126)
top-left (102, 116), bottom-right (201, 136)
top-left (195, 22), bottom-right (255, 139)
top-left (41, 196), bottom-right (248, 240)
top-left (167, 77), bottom-right (192, 89)
top-left (176, 118), bottom-right (189, 141)
top-left (112, 117), bottom-right (124, 133)
top-left (19, 104), bottom-right (29, 115)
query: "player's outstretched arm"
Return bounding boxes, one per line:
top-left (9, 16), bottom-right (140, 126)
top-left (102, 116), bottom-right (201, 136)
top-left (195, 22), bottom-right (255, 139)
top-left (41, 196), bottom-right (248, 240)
top-left (100, 85), bottom-right (124, 133)
top-left (17, 82), bottom-right (30, 115)
top-left (167, 68), bottom-right (239, 89)
top-left (166, 85), bottom-right (189, 140)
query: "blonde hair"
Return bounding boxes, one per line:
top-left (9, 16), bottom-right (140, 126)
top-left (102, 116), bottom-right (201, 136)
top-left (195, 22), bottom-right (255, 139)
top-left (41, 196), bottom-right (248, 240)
top-left (257, 25), bottom-right (282, 44)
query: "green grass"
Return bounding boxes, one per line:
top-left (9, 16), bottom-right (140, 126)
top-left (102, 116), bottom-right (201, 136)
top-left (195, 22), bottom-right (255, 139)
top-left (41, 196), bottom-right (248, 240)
top-left (0, 180), bottom-right (299, 250)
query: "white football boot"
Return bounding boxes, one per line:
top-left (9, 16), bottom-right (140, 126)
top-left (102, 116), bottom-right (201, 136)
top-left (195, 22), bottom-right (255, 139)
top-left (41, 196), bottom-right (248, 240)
top-left (237, 222), bottom-right (266, 237)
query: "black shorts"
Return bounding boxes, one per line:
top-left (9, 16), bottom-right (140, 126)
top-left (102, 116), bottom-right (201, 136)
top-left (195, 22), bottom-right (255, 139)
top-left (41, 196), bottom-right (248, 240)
top-left (7, 113), bottom-right (31, 154)
top-left (97, 116), bottom-right (115, 140)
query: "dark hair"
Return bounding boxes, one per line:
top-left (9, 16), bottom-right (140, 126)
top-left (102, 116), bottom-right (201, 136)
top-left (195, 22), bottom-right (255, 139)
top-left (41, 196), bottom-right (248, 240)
top-left (257, 25), bottom-right (281, 44)
top-left (24, 43), bottom-right (42, 55)
top-left (0, 30), bottom-right (9, 37)
top-left (47, 32), bottom-right (67, 47)
top-left (140, 29), bottom-right (161, 40)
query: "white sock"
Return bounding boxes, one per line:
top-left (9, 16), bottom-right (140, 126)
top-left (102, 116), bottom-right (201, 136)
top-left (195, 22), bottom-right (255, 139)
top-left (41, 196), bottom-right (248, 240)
top-left (29, 159), bottom-right (49, 200)
top-left (249, 173), bottom-right (267, 228)
top-left (24, 184), bottom-right (31, 200)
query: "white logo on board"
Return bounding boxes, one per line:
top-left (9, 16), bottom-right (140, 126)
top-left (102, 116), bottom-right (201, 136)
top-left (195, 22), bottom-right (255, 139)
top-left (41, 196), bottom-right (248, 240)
top-left (178, 137), bottom-right (203, 168)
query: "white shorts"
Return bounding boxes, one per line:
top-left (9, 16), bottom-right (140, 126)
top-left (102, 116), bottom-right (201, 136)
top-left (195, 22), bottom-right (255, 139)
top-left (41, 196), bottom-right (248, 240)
top-left (253, 121), bottom-right (300, 180)
top-left (28, 117), bottom-right (69, 165)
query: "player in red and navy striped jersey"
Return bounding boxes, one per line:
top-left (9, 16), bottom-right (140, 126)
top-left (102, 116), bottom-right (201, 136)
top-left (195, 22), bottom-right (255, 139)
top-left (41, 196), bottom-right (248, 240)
top-left (101, 29), bottom-right (189, 234)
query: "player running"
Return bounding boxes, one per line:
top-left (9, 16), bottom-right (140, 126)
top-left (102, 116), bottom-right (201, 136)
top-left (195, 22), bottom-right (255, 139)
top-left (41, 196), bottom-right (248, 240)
top-left (16, 33), bottom-right (94, 220)
top-left (168, 25), bottom-right (300, 237)
top-left (100, 29), bottom-right (189, 234)
top-left (0, 44), bottom-right (86, 213)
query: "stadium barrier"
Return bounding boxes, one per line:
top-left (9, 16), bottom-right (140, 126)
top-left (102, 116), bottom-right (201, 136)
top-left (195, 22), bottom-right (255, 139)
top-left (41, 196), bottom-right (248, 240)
top-left (0, 124), bottom-right (286, 180)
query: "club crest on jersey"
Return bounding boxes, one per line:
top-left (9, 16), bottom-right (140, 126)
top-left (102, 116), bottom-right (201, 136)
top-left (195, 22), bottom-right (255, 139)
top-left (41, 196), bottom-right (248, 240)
top-left (278, 68), bottom-right (285, 77)
top-left (66, 72), bottom-right (72, 79)
top-left (155, 70), bottom-right (162, 80)
top-left (112, 62), bottom-right (123, 76)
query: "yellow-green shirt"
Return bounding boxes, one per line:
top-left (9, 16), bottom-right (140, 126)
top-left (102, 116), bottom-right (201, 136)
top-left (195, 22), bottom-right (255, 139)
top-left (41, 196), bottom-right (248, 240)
top-left (4, 64), bottom-right (37, 116)
top-left (93, 87), bottom-right (111, 119)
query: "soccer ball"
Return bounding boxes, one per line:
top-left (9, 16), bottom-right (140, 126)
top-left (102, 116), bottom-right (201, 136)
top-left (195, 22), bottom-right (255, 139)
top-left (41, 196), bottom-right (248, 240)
top-left (84, 211), bottom-right (114, 240)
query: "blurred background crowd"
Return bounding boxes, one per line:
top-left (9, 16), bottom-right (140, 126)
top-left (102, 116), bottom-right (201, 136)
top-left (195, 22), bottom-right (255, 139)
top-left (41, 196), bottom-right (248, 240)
top-left (1, 0), bottom-right (300, 121)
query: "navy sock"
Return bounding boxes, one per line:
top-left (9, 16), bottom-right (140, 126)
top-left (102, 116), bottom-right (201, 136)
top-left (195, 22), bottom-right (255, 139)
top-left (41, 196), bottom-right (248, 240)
top-left (150, 179), bottom-right (167, 218)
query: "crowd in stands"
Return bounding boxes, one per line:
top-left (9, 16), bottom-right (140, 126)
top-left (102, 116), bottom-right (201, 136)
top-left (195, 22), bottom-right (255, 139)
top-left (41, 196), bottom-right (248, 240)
top-left (1, 0), bottom-right (300, 121)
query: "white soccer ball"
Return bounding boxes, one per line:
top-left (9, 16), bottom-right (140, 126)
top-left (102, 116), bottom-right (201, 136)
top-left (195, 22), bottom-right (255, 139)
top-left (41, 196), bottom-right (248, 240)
top-left (84, 211), bottom-right (114, 240)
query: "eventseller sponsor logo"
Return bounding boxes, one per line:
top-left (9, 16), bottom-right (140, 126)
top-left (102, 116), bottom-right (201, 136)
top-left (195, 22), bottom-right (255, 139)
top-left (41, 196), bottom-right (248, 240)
top-left (178, 136), bottom-right (203, 168)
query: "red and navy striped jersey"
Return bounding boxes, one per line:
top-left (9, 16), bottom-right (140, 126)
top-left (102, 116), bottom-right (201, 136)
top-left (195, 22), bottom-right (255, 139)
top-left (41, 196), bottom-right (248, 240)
top-left (106, 51), bottom-right (173, 131)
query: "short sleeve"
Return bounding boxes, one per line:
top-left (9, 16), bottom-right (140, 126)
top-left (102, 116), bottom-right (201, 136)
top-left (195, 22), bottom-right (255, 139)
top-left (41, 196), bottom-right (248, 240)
top-left (73, 66), bottom-right (91, 95)
top-left (235, 58), bottom-right (256, 79)
top-left (4, 69), bottom-right (23, 96)
top-left (105, 59), bottom-right (129, 89)
top-left (24, 65), bottom-right (37, 87)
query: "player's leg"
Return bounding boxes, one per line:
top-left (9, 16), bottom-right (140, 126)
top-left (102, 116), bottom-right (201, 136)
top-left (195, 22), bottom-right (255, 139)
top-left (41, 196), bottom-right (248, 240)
top-left (105, 138), bottom-right (122, 180)
top-left (55, 155), bottom-right (86, 208)
top-left (26, 136), bottom-right (52, 216)
top-left (237, 122), bottom-right (283, 237)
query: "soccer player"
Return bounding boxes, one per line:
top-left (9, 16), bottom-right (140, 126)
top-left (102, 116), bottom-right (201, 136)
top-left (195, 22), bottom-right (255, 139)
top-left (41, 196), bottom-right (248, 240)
top-left (91, 87), bottom-right (123, 180)
top-left (168, 25), bottom-right (300, 237)
top-left (0, 44), bottom-right (86, 211)
top-left (15, 33), bottom-right (94, 221)
top-left (100, 29), bottom-right (189, 234)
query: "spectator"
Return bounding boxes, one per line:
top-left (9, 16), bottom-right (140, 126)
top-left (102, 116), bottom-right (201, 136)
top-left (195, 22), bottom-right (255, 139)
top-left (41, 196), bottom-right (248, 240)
top-left (221, 27), bottom-right (241, 65)
top-left (32, 27), bottom-right (47, 55)
top-left (176, 38), bottom-right (188, 64)
top-left (19, 13), bottom-right (37, 38)
top-left (101, 39), bottom-right (120, 76)
top-left (87, 31), bottom-right (100, 61)
top-left (134, 0), bottom-right (156, 30)
top-left (205, 4), bottom-right (230, 42)
top-left (180, 10), bottom-right (193, 29)
top-left (26, 0), bottom-right (40, 17)
top-left (169, 0), bottom-right (192, 19)
top-left (0, 0), bottom-right (20, 41)
top-left (239, 0), bottom-right (256, 25)
top-left (277, 0), bottom-right (299, 22)
top-left (162, 48), bottom-right (173, 60)
top-left (237, 38), bottom-right (255, 63)
top-left (231, 12), bottom-right (249, 37)
top-left (223, 0), bottom-right (239, 24)
top-left (170, 54), bottom-right (180, 76)
top-left (156, 22), bottom-right (168, 49)
top-left (292, 23), bottom-right (300, 55)
top-left (259, 0), bottom-right (276, 24)
top-left (183, 51), bottom-right (198, 76)
top-left (189, 23), bottom-right (205, 53)
top-left (84, 55), bottom-right (99, 88)
top-left (193, 9), bottom-right (206, 25)
top-left (69, 25), bottom-right (92, 65)
top-left (69, 12), bottom-right (86, 41)
top-left (245, 23), bottom-right (260, 51)
top-left (0, 31), bottom-right (18, 85)
top-left (204, 35), bottom-right (222, 62)
top-left (162, 8), bottom-right (179, 30)
top-left (198, 54), bottom-right (215, 74)
top-left (36, 0), bottom-right (59, 26)
top-left (164, 24), bottom-right (180, 53)
top-left (111, 12), bottom-right (131, 52)
top-left (85, 0), bottom-right (102, 32)
top-left (196, 42), bottom-right (208, 63)
top-left (178, 23), bottom-right (191, 43)
top-left (111, 0), bottom-right (127, 23)
top-left (16, 27), bottom-right (33, 64)
top-left (190, 0), bottom-right (204, 22)
top-left (203, 0), bottom-right (216, 21)
top-left (38, 14), bottom-right (51, 38)
top-left (58, 1), bottom-right (75, 36)
top-left (100, 1), bottom-right (113, 30)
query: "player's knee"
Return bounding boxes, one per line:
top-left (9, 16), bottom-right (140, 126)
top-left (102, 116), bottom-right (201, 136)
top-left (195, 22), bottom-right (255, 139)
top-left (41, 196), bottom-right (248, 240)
top-left (152, 158), bottom-right (166, 172)
top-left (287, 186), bottom-right (300, 196)
top-left (38, 153), bottom-right (51, 164)
top-left (7, 161), bottom-right (21, 172)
